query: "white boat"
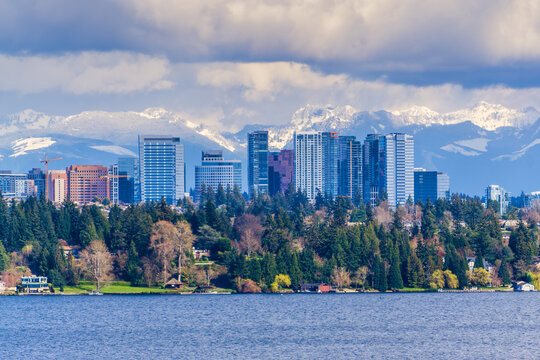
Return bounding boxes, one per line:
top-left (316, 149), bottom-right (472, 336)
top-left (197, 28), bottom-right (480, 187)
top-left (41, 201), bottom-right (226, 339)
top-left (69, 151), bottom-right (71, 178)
top-left (89, 290), bottom-right (103, 296)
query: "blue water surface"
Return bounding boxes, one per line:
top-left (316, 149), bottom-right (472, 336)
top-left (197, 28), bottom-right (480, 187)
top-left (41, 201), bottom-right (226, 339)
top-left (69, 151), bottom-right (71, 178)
top-left (1, 292), bottom-right (539, 359)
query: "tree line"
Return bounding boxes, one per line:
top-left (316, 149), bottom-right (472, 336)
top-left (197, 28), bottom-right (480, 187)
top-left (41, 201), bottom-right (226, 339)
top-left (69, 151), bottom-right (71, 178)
top-left (0, 185), bottom-right (539, 292)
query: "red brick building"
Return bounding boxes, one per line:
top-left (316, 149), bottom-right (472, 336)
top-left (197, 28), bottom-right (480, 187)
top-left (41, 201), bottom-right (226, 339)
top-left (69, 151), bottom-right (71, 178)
top-left (67, 165), bottom-right (108, 204)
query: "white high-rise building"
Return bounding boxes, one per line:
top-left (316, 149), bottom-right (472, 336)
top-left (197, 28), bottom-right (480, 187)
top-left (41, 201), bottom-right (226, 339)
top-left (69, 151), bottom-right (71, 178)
top-left (138, 135), bottom-right (185, 204)
top-left (485, 184), bottom-right (509, 215)
top-left (294, 132), bottom-right (323, 201)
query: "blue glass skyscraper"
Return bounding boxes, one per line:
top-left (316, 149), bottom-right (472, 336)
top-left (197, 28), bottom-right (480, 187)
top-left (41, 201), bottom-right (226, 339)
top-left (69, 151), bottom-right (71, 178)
top-left (363, 133), bottom-right (414, 208)
top-left (138, 135), bottom-right (185, 204)
top-left (248, 131), bottom-right (269, 197)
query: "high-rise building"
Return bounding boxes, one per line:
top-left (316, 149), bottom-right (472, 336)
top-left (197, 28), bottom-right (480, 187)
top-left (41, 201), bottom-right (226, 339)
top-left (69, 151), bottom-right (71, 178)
top-left (0, 172), bottom-right (36, 199)
top-left (27, 168), bottom-right (46, 197)
top-left (485, 184), bottom-right (509, 215)
top-left (268, 150), bottom-right (294, 196)
top-left (414, 169), bottom-right (450, 204)
top-left (48, 170), bottom-right (68, 203)
top-left (248, 131), bottom-right (269, 197)
top-left (194, 150), bottom-right (242, 202)
top-left (66, 165), bottom-right (108, 204)
top-left (138, 135), bottom-right (185, 204)
top-left (363, 133), bottom-right (414, 208)
top-left (294, 132), bottom-right (323, 201)
top-left (118, 157), bottom-right (137, 204)
top-left (338, 136), bottom-right (362, 198)
top-left (322, 132), bottom-right (339, 197)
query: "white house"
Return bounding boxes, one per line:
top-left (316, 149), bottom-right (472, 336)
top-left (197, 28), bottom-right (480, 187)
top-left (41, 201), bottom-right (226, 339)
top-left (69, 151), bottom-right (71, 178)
top-left (514, 281), bottom-right (535, 292)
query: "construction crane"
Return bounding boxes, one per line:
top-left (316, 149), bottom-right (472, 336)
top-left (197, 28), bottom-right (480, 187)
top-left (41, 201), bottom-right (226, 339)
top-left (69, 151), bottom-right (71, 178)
top-left (40, 155), bottom-right (63, 201)
top-left (99, 175), bottom-right (128, 202)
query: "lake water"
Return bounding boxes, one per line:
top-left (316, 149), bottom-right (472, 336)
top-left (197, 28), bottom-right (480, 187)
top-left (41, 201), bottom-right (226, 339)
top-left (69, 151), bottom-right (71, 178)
top-left (1, 293), bottom-right (539, 359)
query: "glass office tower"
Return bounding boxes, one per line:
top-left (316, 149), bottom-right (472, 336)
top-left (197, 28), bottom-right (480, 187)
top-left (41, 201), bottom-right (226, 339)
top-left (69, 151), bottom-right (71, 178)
top-left (248, 131), bottom-right (269, 197)
top-left (138, 135), bottom-right (185, 204)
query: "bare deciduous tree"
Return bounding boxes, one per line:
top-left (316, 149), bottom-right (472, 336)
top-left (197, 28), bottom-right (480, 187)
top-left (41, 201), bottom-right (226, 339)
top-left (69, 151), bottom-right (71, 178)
top-left (79, 239), bottom-right (112, 292)
top-left (234, 214), bottom-right (263, 257)
top-left (175, 221), bottom-right (195, 283)
top-left (353, 266), bottom-right (369, 290)
top-left (150, 221), bottom-right (177, 285)
top-left (331, 267), bottom-right (351, 289)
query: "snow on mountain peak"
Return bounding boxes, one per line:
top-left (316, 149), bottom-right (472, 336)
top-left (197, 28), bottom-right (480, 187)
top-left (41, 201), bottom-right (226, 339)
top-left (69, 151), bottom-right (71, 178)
top-left (11, 137), bottom-right (56, 157)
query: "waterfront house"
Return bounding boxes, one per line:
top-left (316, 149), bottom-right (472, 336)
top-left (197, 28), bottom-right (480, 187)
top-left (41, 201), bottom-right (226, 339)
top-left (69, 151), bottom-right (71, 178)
top-left (513, 281), bottom-right (535, 292)
top-left (164, 278), bottom-right (183, 289)
top-left (20, 276), bottom-right (50, 293)
top-left (300, 283), bottom-right (332, 293)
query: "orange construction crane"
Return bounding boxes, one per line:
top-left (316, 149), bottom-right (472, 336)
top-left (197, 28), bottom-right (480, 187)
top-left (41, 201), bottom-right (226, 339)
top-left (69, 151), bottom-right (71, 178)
top-left (99, 175), bottom-right (128, 201)
top-left (40, 155), bottom-right (63, 201)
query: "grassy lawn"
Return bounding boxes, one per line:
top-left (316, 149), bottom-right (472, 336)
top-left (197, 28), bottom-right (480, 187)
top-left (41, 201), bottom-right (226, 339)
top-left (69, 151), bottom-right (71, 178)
top-left (61, 282), bottom-right (195, 294)
top-left (394, 287), bottom-right (435, 292)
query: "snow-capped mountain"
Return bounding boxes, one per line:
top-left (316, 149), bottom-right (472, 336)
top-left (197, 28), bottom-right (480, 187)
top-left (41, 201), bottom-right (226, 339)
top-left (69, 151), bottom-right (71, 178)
top-left (1, 102), bottom-right (539, 194)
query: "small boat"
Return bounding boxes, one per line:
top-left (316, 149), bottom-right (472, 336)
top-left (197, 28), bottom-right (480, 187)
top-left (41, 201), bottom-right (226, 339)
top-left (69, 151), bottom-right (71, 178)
top-left (89, 290), bottom-right (103, 296)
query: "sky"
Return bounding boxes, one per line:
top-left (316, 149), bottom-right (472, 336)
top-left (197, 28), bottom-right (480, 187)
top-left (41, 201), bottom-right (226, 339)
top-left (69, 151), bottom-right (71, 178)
top-left (2, 0), bottom-right (540, 132)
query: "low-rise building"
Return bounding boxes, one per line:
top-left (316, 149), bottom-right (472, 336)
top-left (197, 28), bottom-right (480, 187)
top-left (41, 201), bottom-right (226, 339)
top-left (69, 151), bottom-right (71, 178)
top-left (20, 276), bottom-right (50, 293)
top-left (300, 283), bottom-right (332, 293)
top-left (513, 281), bottom-right (535, 292)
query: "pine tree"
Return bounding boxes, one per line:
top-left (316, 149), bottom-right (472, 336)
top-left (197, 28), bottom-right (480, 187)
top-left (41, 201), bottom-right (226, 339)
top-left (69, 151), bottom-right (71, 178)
top-left (388, 245), bottom-right (403, 289)
top-left (126, 241), bottom-right (143, 286)
top-left (498, 261), bottom-right (511, 285)
top-left (406, 253), bottom-right (425, 288)
top-left (248, 259), bottom-right (262, 283)
top-left (261, 253), bottom-right (277, 285)
top-left (474, 255), bottom-right (484, 269)
top-left (0, 240), bottom-right (9, 272)
top-left (373, 254), bottom-right (387, 292)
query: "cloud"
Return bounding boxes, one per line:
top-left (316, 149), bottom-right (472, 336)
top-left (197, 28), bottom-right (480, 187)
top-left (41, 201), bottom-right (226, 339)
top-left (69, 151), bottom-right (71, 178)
top-left (119, 0), bottom-right (540, 67)
top-left (4, 1), bottom-right (540, 73)
top-left (197, 62), bottom-right (346, 101)
top-left (194, 62), bottom-right (540, 114)
top-left (0, 52), bottom-right (173, 94)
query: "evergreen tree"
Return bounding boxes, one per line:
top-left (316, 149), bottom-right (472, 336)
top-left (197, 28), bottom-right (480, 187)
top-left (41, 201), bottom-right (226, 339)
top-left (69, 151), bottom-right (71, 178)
top-left (126, 240), bottom-right (143, 286)
top-left (0, 240), bottom-right (9, 272)
top-left (373, 254), bottom-right (387, 292)
top-left (299, 248), bottom-right (317, 283)
top-left (261, 253), bottom-right (277, 285)
top-left (288, 252), bottom-right (303, 290)
top-left (406, 253), bottom-right (425, 288)
top-left (498, 261), bottom-right (511, 285)
top-left (388, 245), bottom-right (403, 289)
top-left (474, 255), bottom-right (484, 269)
top-left (248, 259), bottom-right (262, 283)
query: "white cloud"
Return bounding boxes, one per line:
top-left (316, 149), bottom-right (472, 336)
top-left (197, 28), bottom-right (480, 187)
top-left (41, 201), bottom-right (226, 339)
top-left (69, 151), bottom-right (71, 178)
top-left (0, 52), bottom-right (173, 94)
top-left (197, 62), bottom-right (346, 101)
top-left (193, 62), bottom-right (540, 115)
top-left (120, 0), bottom-right (540, 67)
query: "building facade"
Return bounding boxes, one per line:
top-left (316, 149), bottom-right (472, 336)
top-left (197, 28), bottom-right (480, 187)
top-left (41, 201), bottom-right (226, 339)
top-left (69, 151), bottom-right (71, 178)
top-left (247, 131), bottom-right (269, 197)
top-left (0, 172), bottom-right (36, 199)
top-left (414, 169), bottom-right (450, 204)
top-left (27, 168), bottom-right (46, 197)
top-left (48, 170), bottom-right (68, 203)
top-left (138, 135), bottom-right (185, 204)
top-left (294, 132), bottom-right (323, 201)
top-left (338, 136), bottom-right (362, 198)
top-left (118, 157), bottom-right (137, 204)
top-left (485, 184), bottom-right (509, 215)
top-left (268, 150), bottom-right (294, 196)
top-left (363, 133), bottom-right (414, 208)
top-left (194, 150), bottom-right (242, 202)
top-left (67, 165), bottom-right (108, 204)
